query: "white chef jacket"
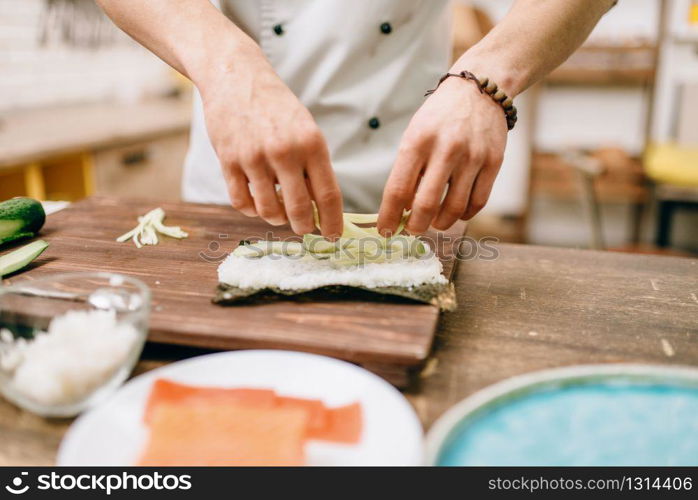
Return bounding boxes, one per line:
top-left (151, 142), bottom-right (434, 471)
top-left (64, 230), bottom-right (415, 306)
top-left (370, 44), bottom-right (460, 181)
top-left (182, 0), bottom-right (452, 212)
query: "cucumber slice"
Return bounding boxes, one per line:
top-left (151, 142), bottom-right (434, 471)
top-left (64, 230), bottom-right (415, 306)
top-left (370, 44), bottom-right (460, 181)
top-left (343, 213), bottom-right (379, 224)
top-left (241, 206), bottom-right (427, 264)
top-left (232, 244), bottom-right (267, 258)
top-left (302, 234), bottom-right (336, 253)
top-left (0, 198), bottom-right (46, 246)
top-left (232, 240), bottom-right (304, 258)
top-left (0, 240), bottom-right (49, 277)
top-left (0, 219), bottom-right (24, 240)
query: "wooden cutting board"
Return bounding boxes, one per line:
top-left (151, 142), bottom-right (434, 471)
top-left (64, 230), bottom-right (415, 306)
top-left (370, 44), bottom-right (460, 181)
top-left (2, 196), bottom-right (466, 386)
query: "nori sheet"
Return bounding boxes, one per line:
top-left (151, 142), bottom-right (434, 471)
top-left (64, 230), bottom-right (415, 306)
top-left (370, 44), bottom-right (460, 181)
top-left (213, 281), bottom-right (456, 311)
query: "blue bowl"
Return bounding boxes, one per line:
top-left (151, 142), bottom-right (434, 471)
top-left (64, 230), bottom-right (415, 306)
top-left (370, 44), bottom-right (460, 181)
top-left (427, 365), bottom-right (698, 466)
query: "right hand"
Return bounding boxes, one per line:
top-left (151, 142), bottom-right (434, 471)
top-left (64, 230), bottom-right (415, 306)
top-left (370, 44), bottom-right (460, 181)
top-left (198, 48), bottom-right (343, 238)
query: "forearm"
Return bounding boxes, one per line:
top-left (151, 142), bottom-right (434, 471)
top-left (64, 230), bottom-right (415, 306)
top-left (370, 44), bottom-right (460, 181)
top-left (454, 0), bottom-right (616, 97)
top-left (96, 0), bottom-right (267, 93)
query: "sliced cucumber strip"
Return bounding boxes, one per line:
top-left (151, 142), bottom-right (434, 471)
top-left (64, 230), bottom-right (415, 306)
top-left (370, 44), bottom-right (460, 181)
top-left (302, 234), bottom-right (336, 253)
top-left (0, 239), bottom-right (49, 277)
top-left (343, 213), bottom-right (379, 224)
top-left (238, 206), bottom-right (427, 264)
top-left (233, 240), bottom-right (305, 258)
top-left (116, 208), bottom-right (188, 248)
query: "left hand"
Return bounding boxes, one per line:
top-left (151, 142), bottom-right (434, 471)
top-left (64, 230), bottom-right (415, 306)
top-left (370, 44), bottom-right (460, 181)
top-left (377, 76), bottom-right (508, 236)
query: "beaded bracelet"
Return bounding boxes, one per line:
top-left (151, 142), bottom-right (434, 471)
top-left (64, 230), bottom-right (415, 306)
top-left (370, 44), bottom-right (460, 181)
top-left (425, 70), bottom-right (518, 131)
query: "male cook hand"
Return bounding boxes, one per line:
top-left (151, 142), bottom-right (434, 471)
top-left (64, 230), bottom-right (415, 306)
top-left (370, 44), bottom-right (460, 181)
top-left (377, 76), bottom-right (508, 236)
top-left (199, 52), bottom-right (343, 238)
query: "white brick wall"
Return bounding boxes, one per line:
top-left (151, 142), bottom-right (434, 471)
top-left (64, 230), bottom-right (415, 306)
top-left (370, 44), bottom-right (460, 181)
top-left (0, 0), bottom-right (172, 112)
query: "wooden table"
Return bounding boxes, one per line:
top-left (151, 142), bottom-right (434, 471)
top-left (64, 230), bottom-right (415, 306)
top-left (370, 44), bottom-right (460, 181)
top-left (2, 197), bottom-right (464, 385)
top-left (1, 244), bottom-right (696, 465)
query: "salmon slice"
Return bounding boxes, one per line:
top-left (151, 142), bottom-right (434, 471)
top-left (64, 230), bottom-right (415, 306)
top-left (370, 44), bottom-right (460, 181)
top-left (276, 396), bottom-right (328, 433)
top-left (143, 379), bottom-right (276, 424)
top-left (138, 402), bottom-right (309, 466)
top-left (142, 379), bottom-right (363, 453)
top-left (308, 402), bottom-right (363, 444)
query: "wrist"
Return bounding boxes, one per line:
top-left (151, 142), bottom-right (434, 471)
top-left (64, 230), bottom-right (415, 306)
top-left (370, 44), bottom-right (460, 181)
top-left (186, 29), bottom-right (270, 98)
top-left (428, 70), bottom-right (518, 131)
top-left (451, 48), bottom-right (529, 98)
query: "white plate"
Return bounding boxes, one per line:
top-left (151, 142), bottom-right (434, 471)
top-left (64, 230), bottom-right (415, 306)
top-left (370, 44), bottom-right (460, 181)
top-left (57, 350), bottom-right (424, 466)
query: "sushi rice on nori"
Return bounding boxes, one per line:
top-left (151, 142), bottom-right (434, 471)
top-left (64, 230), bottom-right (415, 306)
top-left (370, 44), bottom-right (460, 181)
top-left (214, 211), bottom-right (457, 311)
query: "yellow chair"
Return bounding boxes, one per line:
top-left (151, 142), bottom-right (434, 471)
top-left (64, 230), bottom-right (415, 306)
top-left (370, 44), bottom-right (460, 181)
top-left (644, 143), bottom-right (698, 248)
top-left (645, 143), bottom-right (698, 187)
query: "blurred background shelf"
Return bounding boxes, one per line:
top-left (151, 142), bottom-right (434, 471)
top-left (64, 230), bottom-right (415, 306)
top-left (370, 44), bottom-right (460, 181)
top-left (546, 44), bottom-right (658, 86)
top-left (0, 96), bottom-right (190, 201)
top-left (1, 0), bottom-right (696, 255)
top-left (530, 150), bottom-right (648, 204)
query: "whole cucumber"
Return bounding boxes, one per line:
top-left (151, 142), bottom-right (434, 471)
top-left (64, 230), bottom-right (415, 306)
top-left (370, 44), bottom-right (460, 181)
top-left (0, 197), bottom-right (46, 246)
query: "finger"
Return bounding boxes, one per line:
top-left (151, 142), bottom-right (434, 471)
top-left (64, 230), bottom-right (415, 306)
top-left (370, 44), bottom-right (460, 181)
top-left (244, 161), bottom-right (288, 226)
top-left (461, 162), bottom-right (499, 221)
top-left (306, 149), bottom-right (343, 239)
top-left (223, 166), bottom-right (257, 217)
top-left (274, 164), bottom-right (315, 235)
top-left (433, 143), bottom-right (490, 229)
top-left (431, 168), bottom-right (474, 230)
top-left (403, 170), bottom-right (425, 212)
top-left (377, 140), bottom-right (428, 236)
top-left (406, 165), bottom-right (452, 235)
top-left (406, 142), bottom-right (466, 234)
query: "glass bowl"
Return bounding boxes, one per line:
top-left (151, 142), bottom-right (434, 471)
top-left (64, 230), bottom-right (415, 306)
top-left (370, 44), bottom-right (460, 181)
top-left (0, 272), bottom-right (150, 417)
